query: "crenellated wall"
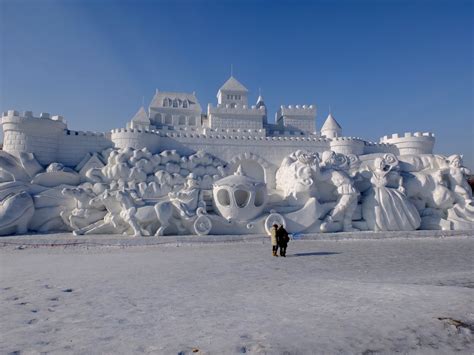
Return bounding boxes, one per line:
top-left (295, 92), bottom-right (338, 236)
top-left (110, 128), bottom-right (161, 152)
top-left (58, 130), bottom-right (113, 166)
top-left (329, 137), bottom-right (365, 155)
top-left (1, 109), bottom-right (438, 172)
top-left (2, 110), bottom-right (66, 165)
top-left (363, 141), bottom-right (398, 155)
top-left (208, 104), bottom-right (266, 130)
top-left (380, 132), bottom-right (435, 155)
top-left (276, 105), bottom-right (317, 134)
top-left (1, 110), bottom-right (112, 167)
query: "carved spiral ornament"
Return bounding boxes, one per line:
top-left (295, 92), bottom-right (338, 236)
top-left (193, 215), bottom-right (212, 236)
top-left (383, 153), bottom-right (399, 168)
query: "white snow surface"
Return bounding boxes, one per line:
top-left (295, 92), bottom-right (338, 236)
top-left (1, 236), bottom-right (473, 354)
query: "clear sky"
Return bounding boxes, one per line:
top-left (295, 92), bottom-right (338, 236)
top-left (1, 0), bottom-right (473, 167)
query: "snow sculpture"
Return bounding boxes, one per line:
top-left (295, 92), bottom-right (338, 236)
top-left (445, 155), bottom-right (472, 206)
top-left (0, 145), bottom-right (472, 237)
top-left (361, 156), bottom-right (421, 231)
top-left (1, 74), bottom-right (472, 238)
top-left (275, 150), bottom-right (360, 233)
top-left (275, 150), bottom-right (319, 203)
top-left (0, 188), bottom-right (34, 235)
top-left (212, 165), bottom-right (267, 221)
top-left (60, 187), bottom-right (107, 231)
top-left (1, 77), bottom-right (471, 236)
top-left (0, 153), bottom-right (35, 235)
top-left (317, 151), bottom-right (360, 233)
top-left (169, 174), bottom-right (205, 218)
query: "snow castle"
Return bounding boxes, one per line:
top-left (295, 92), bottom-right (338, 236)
top-left (0, 75), bottom-right (472, 236)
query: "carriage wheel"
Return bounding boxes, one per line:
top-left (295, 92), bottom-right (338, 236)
top-left (194, 215), bottom-right (212, 236)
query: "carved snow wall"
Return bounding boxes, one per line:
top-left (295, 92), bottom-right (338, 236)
top-left (0, 146), bottom-right (472, 237)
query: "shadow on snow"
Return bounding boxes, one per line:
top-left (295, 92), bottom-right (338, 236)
top-left (289, 252), bottom-right (341, 257)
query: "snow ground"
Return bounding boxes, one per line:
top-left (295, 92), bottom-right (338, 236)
top-left (1, 236), bottom-right (473, 354)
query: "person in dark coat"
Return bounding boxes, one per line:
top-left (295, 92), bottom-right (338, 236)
top-left (277, 224), bottom-right (290, 257)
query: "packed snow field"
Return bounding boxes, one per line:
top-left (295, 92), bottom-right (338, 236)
top-left (1, 236), bottom-right (473, 354)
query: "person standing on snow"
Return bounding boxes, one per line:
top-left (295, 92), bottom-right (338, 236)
top-left (270, 224), bottom-right (279, 256)
top-left (277, 224), bottom-right (290, 257)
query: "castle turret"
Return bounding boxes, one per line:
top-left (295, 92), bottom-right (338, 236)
top-left (1, 110), bottom-right (66, 165)
top-left (320, 113), bottom-right (342, 138)
top-left (380, 132), bottom-right (435, 155)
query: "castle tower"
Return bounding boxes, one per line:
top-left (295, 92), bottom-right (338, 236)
top-left (217, 76), bottom-right (249, 107)
top-left (320, 113), bottom-right (342, 138)
top-left (208, 76), bottom-right (266, 130)
top-left (1, 110), bottom-right (66, 165)
top-left (275, 105), bottom-right (316, 135)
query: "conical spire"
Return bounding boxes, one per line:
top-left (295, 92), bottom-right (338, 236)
top-left (321, 113), bottom-right (341, 130)
top-left (131, 106), bottom-right (149, 123)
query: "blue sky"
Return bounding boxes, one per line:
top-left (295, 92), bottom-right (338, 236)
top-left (1, 0), bottom-right (473, 167)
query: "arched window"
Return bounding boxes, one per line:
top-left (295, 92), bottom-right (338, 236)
top-left (173, 99), bottom-right (178, 108)
top-left (234, 189), bottom-right (250, 208)
top-left (217, 189), bottom-right (231, 206)
top-left (188, 116), bottom-right (196, 126)
top-left (165, 114), bottom-right (172, 125)
top-left (154, 113), bottom-right (162, 124)
top-left (178, 115), bottom-right (186, 125)
top-left (182, 100), bottom-right (188, 108)
top-left (162, 98), bottom-right (169, 107)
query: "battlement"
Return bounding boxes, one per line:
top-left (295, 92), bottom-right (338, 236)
top-left (330, 136), bottom-right (364, 142)
top-left (64, 130), bottom-right (106, 137)
top-left (379, 132), bottom-right (435, 155)
top-left (380, 132), bottom-right (435, 141)
top-left (2, 110), bottom-right (65, 123)
top-left (329, 136), bottom-right (365, 155)
top-left (110, 126), bottom-right (330, 143)
top-left (278, 105), bottom-right (316, 116)
top-left (208, 104), bottom-right (266, 115)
